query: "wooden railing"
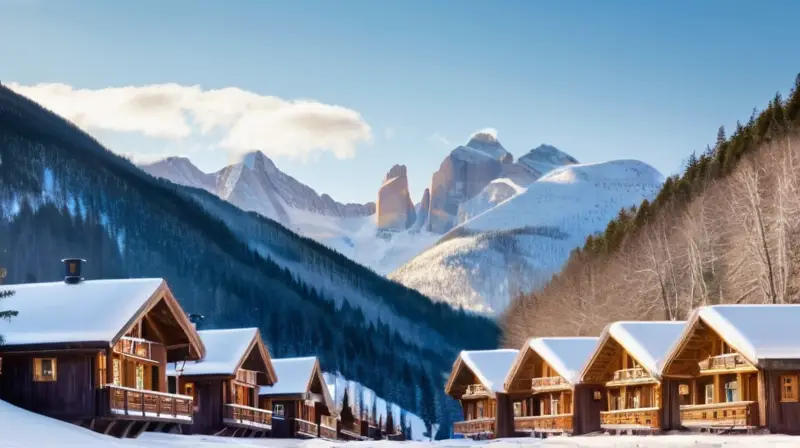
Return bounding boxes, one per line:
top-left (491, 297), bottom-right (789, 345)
top-left (339, 418), bottom-right (363, 438)
top-left (531, 376), bottom-right (568, 391)
top-left (609, 367), bottom-right (652, 384)
top-left (453, 418), bottom-right (495, 436)
top-left (680, 401), bottom-right (758, 428)
top-left (698, 353), bottom-right (751, 372)
top-left (105, 384), bottom-right (192, 421)
top-left (113, 337), bottom-right (155, 361)
top-left (235, 369), bottom-right (258, 386)
top-left (295, 418), bottom-right (319, 437)
top-left (223, 403), bottom-right (272, 429)
top-left (514, 414), bottom-right (573, 433)
top-left (600, 407), bottom-right (660, 429)
top-left (319, 416), bottom-right (338, 440)
top-left (463, 384), bottom-right (489, 397)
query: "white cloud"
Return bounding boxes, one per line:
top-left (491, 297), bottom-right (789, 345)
top-left (7, 82), bottom-right (373, 161)
top-left (428, 132), bottom-right (451, 146)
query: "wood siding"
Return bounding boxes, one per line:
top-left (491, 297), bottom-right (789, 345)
top-left (573, 385), bottom-right (604, 435)
top-left (0, 352), bottom-right (97, 421)
top-left (660, 379), bottom-right (681, 430)
top-left (177, 377), bottom-right (223, 435)
top-left (763, 370), bottom-right (800, 434)
top-left (494, 393), bottom-right (515, 438)
top-left (269, 399), bottom-right (297, 438)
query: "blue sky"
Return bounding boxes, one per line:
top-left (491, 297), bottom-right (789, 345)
top-left (2, 0), bottom-right (799, 203)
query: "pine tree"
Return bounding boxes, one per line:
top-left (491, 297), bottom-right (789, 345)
top-left (0, 267), bottom-right (18, 345)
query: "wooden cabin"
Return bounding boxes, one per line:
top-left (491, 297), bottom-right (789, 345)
top-left (580, 321), bottom-right (685, 434)
top-left (0, 259), bottom-right (205, 438)
top-left (662, 304), bottom-right (800, 434)
top-left (258, 357), bottom-right (337, 440)
top-left (503, 337), bottom-right (601, 437)
top-left (335, 387), bottom-right (373, 441)
top-left (444, 349), bottom-right (519, 439)
top-left (168, 328), bottom-right (277, 437)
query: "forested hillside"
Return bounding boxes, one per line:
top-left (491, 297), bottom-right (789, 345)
top-left (0, 84), bottom-right (501, 435)
top-left (505, 74), bottom-right (800, 346)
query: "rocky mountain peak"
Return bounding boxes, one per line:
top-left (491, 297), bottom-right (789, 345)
top-left (376, 164), bottom-right (416, 231)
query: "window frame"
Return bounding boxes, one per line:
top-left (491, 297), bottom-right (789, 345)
top-left (274, 403), bottom-right (285, 416)
top-left (33, 357), bottom-right (58, 382)
top-left (781, 374), bottom-right (799, 402)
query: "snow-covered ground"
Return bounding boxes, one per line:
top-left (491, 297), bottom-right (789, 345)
top-left (390, 160), bottom-right (664, 314)
top-left (4, 397), bottom-right (800, 448)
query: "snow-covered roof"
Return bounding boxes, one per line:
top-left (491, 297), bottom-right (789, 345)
top-left (524, 337), bottom-right (598, 385)
top-left (607, 321), bottom-right (686, 378)
top-left (167, 328), bottom-right (258, 377)
top-left (259, 357), bottom-right (317, 396)
top-left (458, 349), bottom-right (518, 394)
top-left (0, 278), bottom-right (165, 346)
top-left (695, 305), bottom-right (800, 363)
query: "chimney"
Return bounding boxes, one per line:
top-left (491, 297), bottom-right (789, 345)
top-left (61, 258), bottom-right (86, 284)
top-left (188, 313), bottom-right (205, 329)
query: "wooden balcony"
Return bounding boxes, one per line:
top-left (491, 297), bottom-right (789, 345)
top-left (319, 415), bottom-right (338, 440)
top-left (463, 384), bottom-right (489, 398)
top-left (531, 376), bottom-right (569, 392)
top-left (698, 353), bottom-right (753, 373)
top-left (295, 418), bottom-right (319, 438)
top-left (680, 401), bottom-right (758, 428)
top-left (113, 337), bottom-right (156, 362)
top-left (103, 385), bottom-right (192, 422)
top-left (601, 407), bottom-right (660, 429)
top-left (453, 418), bottom-right (495, 436)
top-left (222, 403), bottom-right (272, 430)
top-left (235, 369), bottom-right (258, 386)
top-left (514, 414), bottom-right (573, 433)
top-left (606, 367), bottom-right (654, 385)
top-left (339, 418), bottom-right (365, 440)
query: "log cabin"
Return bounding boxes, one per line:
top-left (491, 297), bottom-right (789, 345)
top-left (167, 328), bottom-right (277, 437)
top-left (445, 349), bottom-right (519, 439)
top-left (661, 304), bottom-right (800, 434)
top-left (0, 259), bottom-right (205, 438)
top-left (580, 321), bottom-right (685, 434)
top-left (257, 357), bottom-right (337, 440)
top-left (503, 337), bottom-right (601, 437)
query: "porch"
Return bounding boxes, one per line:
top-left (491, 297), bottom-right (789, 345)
top-left (453, 418), bottom-right (495, 437)
top-left (295, 418), bottom-right (319, 438)
top-left (319, 415), bottom-right (337, 440)
top-left (600, 407), bottom-right (661, 430)
top-left (222, 403), bottom-right (272, 431)
top-left (514, 414), bottom-right (573, 434)
top-left (103, 384), bottom-right (193, 422)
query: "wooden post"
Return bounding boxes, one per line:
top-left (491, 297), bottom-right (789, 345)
top-left (713, 374), bottom-right (721, 404)
top-left (757, 370), bottom-right (767, 428)
top-left (106, 348), bottom-right (114, 385)
top-left (141, 391), bottom-right (145, 417)
top-left (691, 378), bottom-right (697, 405)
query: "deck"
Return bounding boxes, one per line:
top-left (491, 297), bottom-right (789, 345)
top-left (102, 385), bottom-right (193, 423)
top-left (295, 418), bottom-right (319, 438)
top-left (514, 414), bottom-right (573, 433)
top-left (222, 403), bottom-right (272, 430)
top-left (680, 401), bottom-right (758, 429)
top-left (453, 418), bottom-right (495, 436)
top-left (600, 407), bottom-right (660, 430)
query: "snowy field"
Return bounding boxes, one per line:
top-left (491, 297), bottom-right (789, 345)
top-left (4, 398), bottom-right (800, 448)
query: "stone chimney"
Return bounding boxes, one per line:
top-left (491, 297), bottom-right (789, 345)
top-left (62, 258), bottom-right (86, 284)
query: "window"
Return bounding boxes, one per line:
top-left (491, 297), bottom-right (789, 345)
top-left (185, 382), bottom-right (198, 410)
top-left (725, 380), bottom-right (739, 402)
top-left (33, 358), bottom-right (57, 382)
top-left (781, 375), bottom-right (798, 402)
top-left (513, 402), bottom-right (522, 417)
top-left (550, 397), bottom-right (559, 415)
top-left (274, 403), bottom-right (285, 416)
top-left (112, 358), bottom-right (122, 386)
top-left (477, 401), bottom-right (484, 418)
top-left (705, 383), bottom-right (714, 404)
top-left (97, 353), bottom-right (107, 387)
top-left (135, 364), bottom-right (145, 390)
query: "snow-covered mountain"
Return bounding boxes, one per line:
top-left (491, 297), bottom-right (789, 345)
top-left (390, 160), bottom-right (664, 314)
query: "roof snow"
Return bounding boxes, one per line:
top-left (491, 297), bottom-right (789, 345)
top-left (259, 357), bottom-right (317, 396)
top-left (696, 304), bottom-right (800, 363)
top-left (460, 349), bottom-right (518, 394)
top-left (526, 337), bottom-right (598, 385)
top-left (0, 278), bottom-right (165, 346)
top-left (607, 321), bottom-right (686, 379)
top-left (167, 328), bottom-right (257, 377)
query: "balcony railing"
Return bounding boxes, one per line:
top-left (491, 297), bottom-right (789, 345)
top-left (680, 401), bottom-right (758, 428)
top-left (295, 418), bottom-right (319, 438)
top-left (223, 403), bottom-right (272, 429)
top-left (698, 353), bottom-right (752, 372)
top-left (319, 415), bottom-right (337, 439)
top-left (235, 369), bottom-right (258, 386)
top-left (453, 418), bottom-right (495, 436)
top-left (600, 407), bottom-right (660, 429)
top-left (514, 414), bottom-right (573, 433)
top-left (531, 376), bottom-right (569, 391)
top-left (608, 367), bottom-right (653, 385)
top-left (113, 336), bottom-right (155, 361)
top-left (463, 384), bottom-right (489, 397)
top-left (104, 384), bottom-right (192, 421)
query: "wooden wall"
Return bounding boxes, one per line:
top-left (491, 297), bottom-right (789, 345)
top-left (0, 352), bottom-right (97, 421)
top-left (573, 384), bottom-right (605, 435)
top-left (763, 370), bottom-right (800, 435)
top-left (494, 394), bottom-right (515, 438)
top-left (659, 379), bottom-right (681, 430)
top-left (177, 377), bottom-right (224, 435)
top-left (269, 398), bottom-right (298, 438)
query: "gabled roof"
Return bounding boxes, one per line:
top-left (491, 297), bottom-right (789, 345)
top-left (445, 349), bottom-right (518, 396)
top-left (506, 337), bottom-right (598, 389)
top-left (167, 328), bottom-right (276, 384)
top-left (0, 278), bottom-right (204, 359)
top-left (259, 357), bottom-right (335, 413)
top-left (582, 321), bottom-right (685, 381)
top-left (666, 305), bottom-right (800, 368)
